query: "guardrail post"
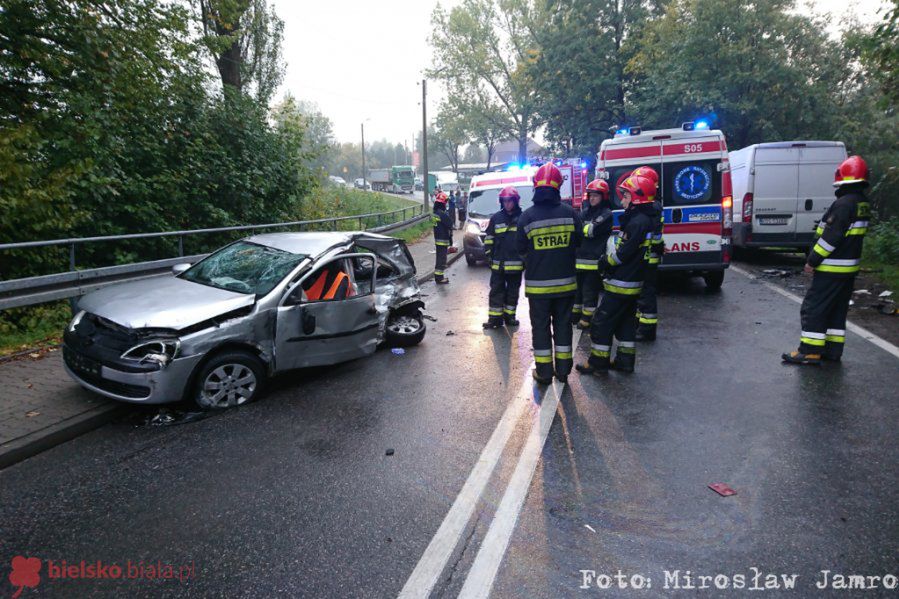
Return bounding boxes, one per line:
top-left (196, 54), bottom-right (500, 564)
top-left (178, 235), bottom-right (184, 257)
top-left (69, 243), bottom-right (76, 271)
top-left (332, 219), bottom-right (337, 231)
top-left (358, 216), bottom-right (363, 230)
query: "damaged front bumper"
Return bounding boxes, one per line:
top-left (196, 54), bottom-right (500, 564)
top-left (62, 343), bottom-right (203, 404)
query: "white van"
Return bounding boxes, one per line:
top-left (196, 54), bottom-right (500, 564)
top-left (432, 171), bottom-right (460, 194)
top-left (729, 141), bottom-right (847, 250)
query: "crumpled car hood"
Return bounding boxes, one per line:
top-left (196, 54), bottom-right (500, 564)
top-left (77, 276), bottom-right (255, 330)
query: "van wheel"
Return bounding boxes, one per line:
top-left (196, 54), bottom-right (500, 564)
top-left (386, 311), bottom-right (427, 347)
top-left (703, 271), bottom-right (725, 291)
top-left (192, 351), bottom-right (265, 410)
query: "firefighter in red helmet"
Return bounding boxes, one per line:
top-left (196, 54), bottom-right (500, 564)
top-left (783, 155), bottom-right (871, 365)
top-left (573, 179), bottom-right (614, 328)
top-left (516, 163), bottom-right (583, 384)
top-left (631, 166), bottom-right (664, 341)
top-left (432, 191), bottom-right (453, 284)
top-left (483, 186), bottom-right (525, 328)
top-left (577, 174), bottom-right (655, 375)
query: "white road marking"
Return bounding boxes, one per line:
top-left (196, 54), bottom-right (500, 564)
top-left (730, 265), bottom-right (899, 360)
top-left (397, 373), bottom-right (534, 598)
top-left (458, 329), bottom-right (583, 599)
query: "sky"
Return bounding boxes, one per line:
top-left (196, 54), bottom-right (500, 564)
top-left (271, 0), bottom-right (890, 145)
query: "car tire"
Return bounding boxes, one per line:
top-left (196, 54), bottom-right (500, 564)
top-left (386, 312), bottom-right (427, 347)
top-left (703, 271), bottom-right (725, 291)
top-left (465, 254), bottom-right (477, 267)
top-left (192, 350), bottom-right (265, 410)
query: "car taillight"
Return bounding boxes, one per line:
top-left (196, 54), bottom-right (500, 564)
top-left (742, 193), bottom-right (753, 223)
top-left (722, 195), bottom-right (733, 234)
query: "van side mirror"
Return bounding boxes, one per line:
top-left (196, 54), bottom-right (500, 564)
top-left (172, 263), bottom-right (191, 275)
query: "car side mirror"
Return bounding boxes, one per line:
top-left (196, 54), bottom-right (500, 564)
top-left (172, 263), bottom-right (191, 276)
top-left (301, 307), bottom-right (316, 335)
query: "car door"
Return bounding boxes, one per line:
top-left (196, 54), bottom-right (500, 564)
top-left (751, 147), bottom-right (798, 239)
top-left (274, 253), bottom-right (379, 371)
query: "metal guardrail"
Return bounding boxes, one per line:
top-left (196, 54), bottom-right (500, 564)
top-left (0, 205), bottom-right (428, 311)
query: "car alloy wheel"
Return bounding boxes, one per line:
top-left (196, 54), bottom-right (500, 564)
top-left (201, 363), bottom-right (258, 408)
top-left (388, 315), bottom-right (422, 336)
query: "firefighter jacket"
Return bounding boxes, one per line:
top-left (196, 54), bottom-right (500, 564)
top-left (806, 186), bottom-right (869, 276)
top-left (432, 204), bottom-right (453, 247)
top-left (646, 201), bottom-right (665, 266)
top-left (577, 202), bottom-right (613, 271)
top-left (485, 206), bottom-right (523, 272)
top-left (516, 187), bottom-right (583, 297)
top-left (604, 204), bottom-right (655, 296)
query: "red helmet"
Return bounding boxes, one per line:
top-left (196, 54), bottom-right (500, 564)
top-left (533, 163), bottom-right (564, 189)
top-left (435, 191), bottom-right (448, 204)
top-left (618, 175), bottom-right (656, 205)
top-left (833, 155), bottom-right (869, 187)
top-left (498, 186), bottom-right (520, 204)
top-left (632, 166), bottom-right (659, 188)
top-left (584, 179), bottom-right (609, 200)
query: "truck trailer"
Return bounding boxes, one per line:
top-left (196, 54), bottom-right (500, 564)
top-left (369, 166), bottom-right (415, 193)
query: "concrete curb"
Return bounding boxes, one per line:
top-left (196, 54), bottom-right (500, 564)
top-left (0, 403), bottom-right (126, 470)
top-left (416, 246), bottom-right (466, 285)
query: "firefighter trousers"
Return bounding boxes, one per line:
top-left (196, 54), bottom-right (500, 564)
top-left (573, 269), bottom-right (603, 322)
top-left (488, 270), bottom-right (522, 324)
top-left (798, 274), bottom-right (854, 359)
top-left (588, 292), bottom-right (637, 370)
top-left (434, 245), bottom-right (448, 282)
top-left (636, 264), bottom-right (659, 332)
top-left (529, 295), bottom-right (575, 379)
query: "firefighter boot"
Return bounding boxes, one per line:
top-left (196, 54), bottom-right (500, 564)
top-left (576, 353), bottom-right (610, 376)
top-left (781, 351), bottom-right (822, 366)
top-left (635, 324), bottom-right (656, 341)
top-left (612, 351), bottom-right (635, 373)
top-left (482, 317), bottom-right (503, 329)
top-left (532, 369), bottom-right (553, 385)
top-left (503, 313), bottom-right (520, 327)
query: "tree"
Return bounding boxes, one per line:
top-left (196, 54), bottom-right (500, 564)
top-left (273, 96), bottom-right (338, 179)
top-left (628, 0), bottom-right (843, 149)
top-left (196, 0), bottom-right (284, 104)
top-left (863, 1), bottom-right (899, 107)
top-left (432, 101), bottom-right (470, 172)
top-left (429, 0), bottom-right (541, 164)
top-left (463, 143), bottom-right (487, 164)
top-left (527, 0), bottom-right (659, 160)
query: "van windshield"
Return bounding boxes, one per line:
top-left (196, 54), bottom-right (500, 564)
top-left (606, 160), bottom-right (721, 207)
top-left (468, 186), bottom-right (535, 218)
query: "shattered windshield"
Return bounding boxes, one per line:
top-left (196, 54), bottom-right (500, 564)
top-left (181, 241), bottom-right (306, 295)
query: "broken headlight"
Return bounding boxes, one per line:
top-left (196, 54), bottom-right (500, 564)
top-left (121, 339), bottom-right (181, 366)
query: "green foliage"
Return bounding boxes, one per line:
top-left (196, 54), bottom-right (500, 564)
top-left (0, 301), bottom-right (70, 355)
top-left (864, 219), bottom-right (899, 265)
top-left (862, 0), bottom-right (899, 107)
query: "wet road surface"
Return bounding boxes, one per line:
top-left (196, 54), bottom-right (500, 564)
top-left (1, 262), bottom-right (897, 598)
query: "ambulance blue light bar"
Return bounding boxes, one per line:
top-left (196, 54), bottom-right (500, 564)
top-left (695, 120), bottom-right (710, 130)
top-left (683, 120), bottom-right (711, 131)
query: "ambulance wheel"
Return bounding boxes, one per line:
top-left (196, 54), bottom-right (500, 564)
top-left (466, 254), bottom-right (477, 267)
top-left (703, 271), bottom-right (725, 291)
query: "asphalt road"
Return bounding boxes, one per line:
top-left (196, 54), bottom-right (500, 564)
top-left (1, 262), bottom-right (897, 598)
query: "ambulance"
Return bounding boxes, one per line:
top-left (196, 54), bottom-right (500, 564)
top-left (596, 122), bottom-right (733, 289)
top-left (462, 166), bottom-right (537, 266)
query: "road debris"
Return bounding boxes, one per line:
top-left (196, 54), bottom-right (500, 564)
top-left (446, 330), bottom-right (455, 336)
top-left (853, 289), bottom-right (871, 296)
top-left (584, 524), bottom-right (596, 533)
top-left (391, 348), bottom-right (406, 355)
top-left (709, 482), bottom-right (737, 497)
top-left (422, 314), bottom-right (438, 322)
top-left (879, 290), bottom-right (893, 298)
top-left (761, 269), bottom-right (795, 278)
top-left (25, 411), bottom-right (40, 418)
top-left (385, 448), bottom-right (395, 456)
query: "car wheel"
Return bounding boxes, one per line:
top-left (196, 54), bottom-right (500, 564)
top-left (192, 351), bottom-right (265, 410)
top-left (386, 312), bottom-right (427, 347)
top-left (465, 254), bottom-right (477, 267)
top-left (703, 271), bottom-right (725, 291)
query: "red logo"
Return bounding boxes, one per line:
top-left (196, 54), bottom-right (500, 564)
top-left (9, 556), bottom-right (41, 599)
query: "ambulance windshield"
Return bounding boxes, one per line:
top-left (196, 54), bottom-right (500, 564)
top-left (468, 186), bottom-right (535, 217)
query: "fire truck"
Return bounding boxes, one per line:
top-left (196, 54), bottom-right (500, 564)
top-left (596, 121), bottom-right (733, 289)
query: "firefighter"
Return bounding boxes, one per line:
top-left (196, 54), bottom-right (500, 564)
top-left (432, 191), bottom-right (453, 284)
top-left (573, 179), bottom-right (614, 328)
top-left (483, 186), bottom-right (524, 329)
top-left (632, 166), bottom-right (664, 341)
top-left (576, 174), bottom-right (655, 375)
top-left (517, 163), bottom-right (583, 384)
top-left (782, 156), bottom-right (871, 365)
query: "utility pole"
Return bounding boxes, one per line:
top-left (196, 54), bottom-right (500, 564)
top-left (361, 122), bottom-right (366, 190)
top-left (421, 79), bottom-right (429, 211)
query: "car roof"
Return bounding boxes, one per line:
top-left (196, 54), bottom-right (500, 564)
top-left (245, 231), bottom-right (399, 258)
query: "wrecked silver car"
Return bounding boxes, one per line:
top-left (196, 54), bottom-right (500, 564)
top-left (63, 232), bottom-right (426, 409)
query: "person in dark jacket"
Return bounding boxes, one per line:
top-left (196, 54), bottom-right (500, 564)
top-left (783, 156), bottom-right (871, 365)
top-left (447, 191), bottom-right (457, 229)
top-left (577, 174), bottom-right (655, 375)
top-left (631, 166), bottom-right (664, 341)
top-left (517, 163), bottom-right (583, 384)
top-left (573, 179), bottom-right (614, 328)
top-left (458, 191), bottom-right (469, 228)
top-left (483, 186), bottom-right (524, 328)
top-left (432, 191), bottom-right (453, 284)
